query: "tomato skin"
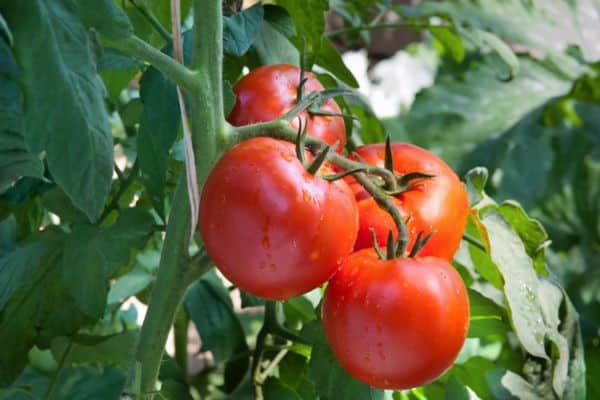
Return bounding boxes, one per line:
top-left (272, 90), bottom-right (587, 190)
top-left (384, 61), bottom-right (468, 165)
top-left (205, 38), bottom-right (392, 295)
top-left (227, 64), bottom-right (346, 151)
top-left (354, 196), bottom-right (413, 251)
top-left (351, 143), bottom-right (469, 260)
top-left (200, 137), bottom-right (358, 300)
top-left (322, 250), bottom-right (469, 390)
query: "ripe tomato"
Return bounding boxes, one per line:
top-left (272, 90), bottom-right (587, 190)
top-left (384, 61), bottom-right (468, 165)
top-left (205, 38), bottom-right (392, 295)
top-left (322, 250), bottom-right (469, 389)
top-left (351, 143), bottom-right (469, 260)
top-left (200, 137), bottom-right (358, 300)
top-left (227, 64), bottom-right (346, 151)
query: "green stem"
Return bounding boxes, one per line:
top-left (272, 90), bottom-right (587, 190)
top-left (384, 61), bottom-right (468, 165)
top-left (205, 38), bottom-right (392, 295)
top-left (124, 0), bottom-right (226, 398)
top-left (104, 35), bottom-right (197, 92)
top-left (232, 120), bottom-right (397, 189)
top-left (173, 307), bottom-right (189, 376)
top-left (127, 177), bottom-right (192, 399)
top-left (186, 0), bottom-right (230, 188)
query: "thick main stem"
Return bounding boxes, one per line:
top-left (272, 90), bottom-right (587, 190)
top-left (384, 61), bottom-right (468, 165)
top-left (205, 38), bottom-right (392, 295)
top-left (123, 0), bottom-right (227, 397)
top-left (128, 177), bottom-right (191, 398)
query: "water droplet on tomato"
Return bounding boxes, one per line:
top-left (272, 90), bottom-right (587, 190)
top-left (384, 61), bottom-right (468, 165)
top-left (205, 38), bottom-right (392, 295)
top-left (309, 250), bottom-right (320, 261)
top-left (262, 236), bottom-right (270, 249)
top-left (269, 263), bottom-right (277, 271)
top-left (303, 190), bottom-right (311, 203)
top-left (280, 151), bottom-right (293, 162)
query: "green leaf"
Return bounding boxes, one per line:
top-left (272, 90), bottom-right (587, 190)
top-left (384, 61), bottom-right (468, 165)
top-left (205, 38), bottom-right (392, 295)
top-left (252, 5), bottom-right (299, 66)
top-left (275, 0), bottom-right (329, 68)
top-left (498, 201), bottom-right (550, 275)
top-left (390, 57), bottom-right (574, 167)
top-left (444, 376), bottom-right (482, 400)
top-left (263, 377), bottom-right (303, 400)
top-left (480, 209), bottom-right (548, 358)
top-left (0, 35), bottom-right (43, 191)
top-left (0, 80), bottom-right (43, 192)
top-left (50, 366), bottom-right (125, 400)
top-left (223, 3), bottom-right (264, 56)
top-left (0, 232), bottom-right (90, 386)
top-left (137, 48), bottom-right (183, 218)
top-left (41, 187), bottom-right (89, 224)
top-left (185, 270), bottom-right (249, 391)
top-left (98, 49), bottom-right (142, 102)
top-left (303, 320), bottom-right (385, 400)
top-left (77, 0), bottom-right (133, 40)
top-left (467, 290), bottom-right (507, 338)
top-left (429, 26), bottom-right (465, 63)
top-left (418, 0), bottom-right (600, 62)
top-left (457, 27), bottom-right (519, 80)
top-left (485, 369), bottom-right (546, 399)
top-left (1, 1), bottom-right (115, 222)
top-left (315, 37), bottom-right (358, 88)
top-left (51, 330), bottom-right (137, 369)
top-left (61, 209), bottom-right (153, 318)
top-left (107, 265), bottom-right (154, 307)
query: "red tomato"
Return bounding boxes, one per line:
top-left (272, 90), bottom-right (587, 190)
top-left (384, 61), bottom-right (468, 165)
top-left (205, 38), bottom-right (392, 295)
top-left (227, 64), bottom-right (346, 152)
top-left (322, 250), bottom-right (469, 389)
top-left (200, 137), bottom-right (358, 300)
top-left (351, 143), bottom-right (469, 260)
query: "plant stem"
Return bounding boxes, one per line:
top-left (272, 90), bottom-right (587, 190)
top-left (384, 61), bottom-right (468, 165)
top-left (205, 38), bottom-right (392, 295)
top-left (127, 176), bottom-right (192, 399)
top-left (100, 161), bottom-right (140, 222)
top-left (232, 119), bottom-right (397, 189)
top-left (124, 0), bottom-right (226, 397)
top-left (104, 35), bottom-right (197, 92)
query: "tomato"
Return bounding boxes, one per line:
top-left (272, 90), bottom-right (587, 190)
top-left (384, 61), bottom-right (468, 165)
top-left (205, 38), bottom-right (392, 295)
top-left (322, 249), bottom-right (469, 389)
top-left (199, 137), bottom-right (358, 300)
top-left (351, 143), bottom-right (469, 260)
top-left (227, 64), bottom-right (346, 151)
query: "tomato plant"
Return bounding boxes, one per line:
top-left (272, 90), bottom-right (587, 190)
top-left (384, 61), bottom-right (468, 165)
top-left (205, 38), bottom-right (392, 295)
top-left (200, 137), bottom-right (358, 300)
top-left (322, 250), bottom-right (469, 389)
top-left (0, 0), bottom-right (595, 399)
top-left (227, 64), bottom-right (347, 151)
top-left (351, 142), bottom-right (470, 260)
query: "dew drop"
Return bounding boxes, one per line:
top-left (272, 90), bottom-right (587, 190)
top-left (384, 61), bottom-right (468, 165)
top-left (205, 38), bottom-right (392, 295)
top-left (262, 236), bottom-right (270, 249)
top-left (280, 151), bottom-right (293, 162)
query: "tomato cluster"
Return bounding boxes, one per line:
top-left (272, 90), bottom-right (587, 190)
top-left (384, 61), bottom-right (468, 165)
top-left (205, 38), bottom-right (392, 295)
top-left (200, 64), bottom-right (470, 390)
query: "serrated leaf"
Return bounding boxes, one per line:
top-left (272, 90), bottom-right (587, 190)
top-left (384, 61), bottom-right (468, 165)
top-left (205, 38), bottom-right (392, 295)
top-left (61, 209), bottom-right (154, 318)
top-left (303, 321), bottom-right (385, 400)
top-left (223, 3), bottom-right (264, 56)
top-left (1, 1), bottom-right (115, 222)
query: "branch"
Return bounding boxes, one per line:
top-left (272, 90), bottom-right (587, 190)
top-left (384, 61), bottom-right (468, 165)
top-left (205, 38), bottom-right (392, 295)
top-left (104, 35), bottom-right (197, 92)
